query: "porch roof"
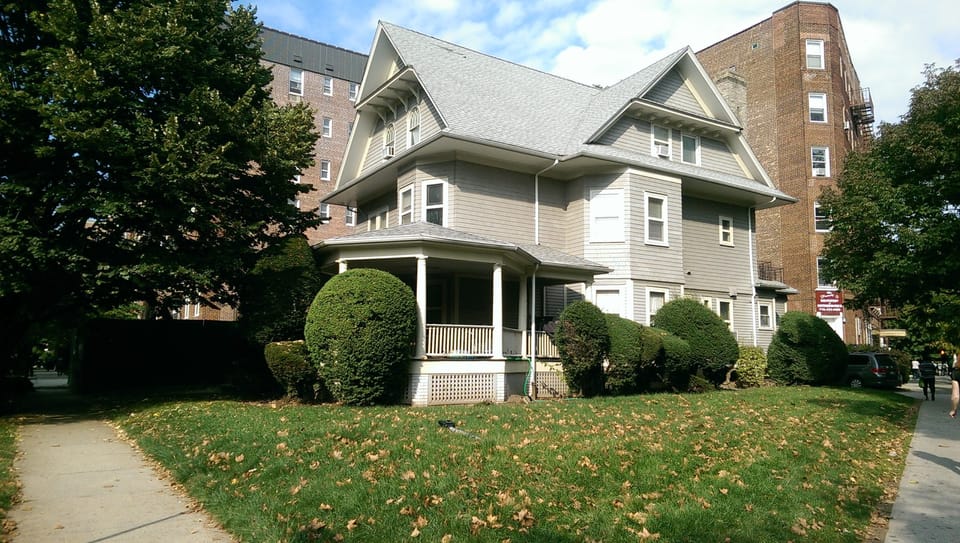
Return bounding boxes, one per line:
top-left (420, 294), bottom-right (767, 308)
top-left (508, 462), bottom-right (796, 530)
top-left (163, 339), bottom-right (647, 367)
top-left (314, 222), bottom-right (611, 278)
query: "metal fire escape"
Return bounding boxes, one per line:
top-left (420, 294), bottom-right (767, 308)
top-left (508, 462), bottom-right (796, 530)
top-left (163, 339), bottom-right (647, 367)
top-left (849, 87), bottom-right (875, 139)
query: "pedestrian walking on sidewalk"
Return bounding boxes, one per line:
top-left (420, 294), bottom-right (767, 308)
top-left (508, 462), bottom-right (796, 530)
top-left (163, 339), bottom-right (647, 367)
top-left (919, 358), bottom-right (937, 400)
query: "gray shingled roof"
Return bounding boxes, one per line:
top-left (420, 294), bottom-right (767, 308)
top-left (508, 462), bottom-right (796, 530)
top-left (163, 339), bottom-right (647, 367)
top-left (318, 222), bottom-right (609, 273)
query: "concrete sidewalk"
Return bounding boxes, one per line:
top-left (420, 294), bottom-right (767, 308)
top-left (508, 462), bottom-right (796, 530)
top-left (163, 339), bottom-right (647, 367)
top-left (885, 375), bottom-right (960, 543)
top-left (7, 374), bottom-right (234, 542)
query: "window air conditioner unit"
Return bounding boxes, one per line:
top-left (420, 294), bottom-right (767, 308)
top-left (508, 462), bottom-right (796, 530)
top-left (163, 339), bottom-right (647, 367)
top-left (383, 145), bottom-right (395, 159)
top-left (655, 143), bottom-right (670, 157)
top-left (813, 167), bottom-right (827, 177)
top-left (290, 94), bottom-right (302, 103)
top-left (843, 120), bottom-right (851, 130)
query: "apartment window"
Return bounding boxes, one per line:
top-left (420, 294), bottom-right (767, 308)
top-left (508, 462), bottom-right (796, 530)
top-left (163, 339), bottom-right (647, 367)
top-left (811, 146), bottom-right (830, 177)
top-left (719, 216), bottom-right (734, 246)
top-left (809, 93), bottom-right (827, 122)
top-left (320, 160), bottom-right (331, 181)
top-left (348, 82), bottom-right (358, 101)
top-left (806, 39), bottom-right (824, 70)
top-left (681, 133), bottom-right (699, 164)
top-left (290, 174), bottom-right (301, 209)
top-left (589, 189), bottom-right (624, 242)
top-left (323, 76), bottom-right (333, 96)
top-left (193, 301), bottom-right (201, 318)
top-left (345, 206), bottom-right (356, 226)
top-left (645, 193), bottom-right (668, 246)
top-left (318, 203), bottom-right (330, 221)
top-left (652, 125), bottom-right (671, 158)
top-left (384, 123), bottom-right (395, 158)
top-left (423, 180), bottom-right (446, 226)
top-left (289, 68), bottom-right (303, 95)
top-left (399, 186), bottom-right (414, 225)
top-left (647, 289), bottom-right (668, 326)
top-left (322, 117), bottom-right (332, 138)
top-left (758, 302), bottom-right (774, 329)
top-left (814, 201), bottom-right (831, 232)
top-left (408, 107), bottom-right (420, 146)
top-left (817, 256), bottom-right (834, 288)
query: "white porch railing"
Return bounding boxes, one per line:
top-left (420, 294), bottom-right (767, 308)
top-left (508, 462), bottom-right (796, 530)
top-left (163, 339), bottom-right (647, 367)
top-left (425, 324), bottom-right (560, 359)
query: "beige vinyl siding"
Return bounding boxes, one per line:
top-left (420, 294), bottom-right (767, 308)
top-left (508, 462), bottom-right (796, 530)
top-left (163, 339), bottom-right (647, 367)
top-left (627, 171), bottom-right (684, 284)
top-left (700, 137), bottom-right (748, 176)
top-left (644, 70), bottom-right (707, 117)
top-left (632, 281), bottom-right (678, 326)
top-left (360, 118), bottom-right (388, 176)
top-left (680, 196), bottom-right (754, 296)
top-left (596, 117), bottom-right (647, 148)
top-left (359, 96), bottom-right (442, 175)
top-left (441, 162), bottom-right (535, 243)
top-left (685, 289), bottom-right (755, 345)
top-left (564, 178), bottom-right (586, 257)
top-left (359, 192), bottom-right (394, 230)
top-left (582, 173), bottom-right (631, 280)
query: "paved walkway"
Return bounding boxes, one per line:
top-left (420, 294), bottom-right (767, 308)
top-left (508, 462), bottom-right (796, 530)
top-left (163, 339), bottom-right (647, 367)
top-left (6, 373), bottom-right (234, 542)
top-left (885, 374), bottom-right (960, 543)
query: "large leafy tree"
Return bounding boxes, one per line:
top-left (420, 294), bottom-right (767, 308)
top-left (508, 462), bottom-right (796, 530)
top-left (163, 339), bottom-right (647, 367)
top-left (821, 61), bottom-right (960, 344)
top-left (0, 1), bottom-right (318, 370)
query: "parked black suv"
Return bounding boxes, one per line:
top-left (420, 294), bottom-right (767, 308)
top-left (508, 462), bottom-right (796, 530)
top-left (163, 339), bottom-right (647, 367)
top-left (845, 352), bottom-right (901, 389)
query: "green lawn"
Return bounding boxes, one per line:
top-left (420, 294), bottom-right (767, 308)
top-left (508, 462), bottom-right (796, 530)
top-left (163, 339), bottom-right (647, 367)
top-left (109, 386), bottom-right (915, 542)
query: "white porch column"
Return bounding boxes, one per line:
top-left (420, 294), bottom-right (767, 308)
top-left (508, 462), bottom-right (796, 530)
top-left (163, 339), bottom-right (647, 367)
top-left (518, 275), bottom-right (528, 357)
top-left (415, 256), bottom-right (428, 359)
top-left (337, 259), bottom-right (348, 273)
top-left (584, 281), bottom-right (594, 304)
top-left (492, 263), bottom-right (504, 359)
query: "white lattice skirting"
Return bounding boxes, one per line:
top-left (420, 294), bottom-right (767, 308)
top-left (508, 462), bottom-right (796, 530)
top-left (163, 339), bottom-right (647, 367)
top-left (405, 359), bottom-right (530, 406)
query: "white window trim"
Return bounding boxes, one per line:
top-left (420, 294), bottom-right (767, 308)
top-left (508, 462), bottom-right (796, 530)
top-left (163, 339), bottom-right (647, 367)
top-left (594, 286), bottom-right (625, 317)
top-left (288, 68), bottom-right (303, 96)
top-left (719, 215), bottom-right (734, 246)
top-left (345, 206), bottom-right (356, 226)
top-left (701, 297), bottom-right (713, 311)
top-left (383, 123), bottom-right (395, 159)
top-left (644, 192), bottom-right (668, 246)
top-left (348, 82), bottom-right (358, 102)
top-left (758, 301), bottom-right (774, 330)
top-left (319, 203), bottom-right (330, 220)
top-left (408, 106), bottom-right (420, 147)
top-left (290, 174), bottom-right (301, 209)
top-left (806, 39), bottom-right (825, 70)
top-left (193, 301), bottom-right (201, 318)
top-left (399, 186), bottom-right (414, 225)
top-left (320, 160), bottom-right (331, 181)
top-left (322, 117), bottom-right (332, 138)
top-left (646, 288), bottom-right (670, 326)
top-left (367, 206), bottom-right (388, 232)
top-left (717, 299), bottom-right (733, 330)
top-left (809, 93), bottom-right (827, 123)
top-left (811, 146), bottom-right (830, 177)
top-left (681, 133), bottom-right (700, 165)
top-left (422, 179), bottom-right (447, 227)
top-left (589, 188), bottom-right (625, 243)
top-left (323, 76), bottom-right (333, 96)
top-left (814, 201), bottom-right (831, 232)
top-left (651, 125), bottom-right (672, 159)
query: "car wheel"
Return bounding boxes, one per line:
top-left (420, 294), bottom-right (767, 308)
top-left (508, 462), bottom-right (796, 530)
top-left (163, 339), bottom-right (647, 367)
top-left (849, 377), bottom-right (863, 388)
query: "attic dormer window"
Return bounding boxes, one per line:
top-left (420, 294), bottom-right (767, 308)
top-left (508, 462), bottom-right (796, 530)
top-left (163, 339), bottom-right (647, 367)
top-left (384, 124), bottom-right (395, 159)
top-left (408, 107), bottom-right (420, 147)
top-left (652, 125), bottom-right (671, 159)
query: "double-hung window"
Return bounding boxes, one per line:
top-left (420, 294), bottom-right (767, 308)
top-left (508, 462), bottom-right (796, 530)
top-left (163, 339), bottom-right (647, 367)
top-left (323, 76), bottom-right (333, 96)
top-left (645, 193), bottom-right (668, 246)
top-left (646, 289), bottom-right (668, 326)
top-left (681, 133), bottom-right (699, 164)
top-left (318, 203), bottom-right (330, 221)
top-left (399, 186), bottom-right (414, 225)
top-left (652, 125), bottom-right (671, 158)
top-left (345, 206), bottom-right (356, 226)
top-left (719, 216), bottom-right (734, 246)
top-left (718, 300), bottom-right (733, 330)
top-left (289, 68), bottom-right (303, 95)
top-left (589, 189), bottom-right (624, 242)
top-left (809, 93), bottom-right (827, 122)
top-left (320, 160), bottom-right (331, 181)
top-left (408, 107), bottom-right (420, 147)
top-left (423, 180), bottom-right (446, 226)
top-left (806, 39), bottom-right (825, 69)
top-left (814, 201), bottom-right (831, 232)
top-left (758, 302), bottom-right (774, 329)
top-left (322, 117), bottom-right (332, 138)
top-left (348, 82), bottom-right (358, 101)
top-left (811, 146), bottom-right (829, 177)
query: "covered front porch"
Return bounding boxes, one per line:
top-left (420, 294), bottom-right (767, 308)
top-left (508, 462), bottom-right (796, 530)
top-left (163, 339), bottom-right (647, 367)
top-left (315, 223), bottom-right (609, 404)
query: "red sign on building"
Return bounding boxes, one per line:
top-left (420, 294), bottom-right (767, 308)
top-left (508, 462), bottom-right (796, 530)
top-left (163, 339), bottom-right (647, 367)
top-left (816, 290), bottom-right (843, 315)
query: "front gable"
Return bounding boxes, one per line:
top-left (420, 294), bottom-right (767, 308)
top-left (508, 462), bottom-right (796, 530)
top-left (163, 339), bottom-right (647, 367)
top-left (643, 69), bottom-right (709, 118)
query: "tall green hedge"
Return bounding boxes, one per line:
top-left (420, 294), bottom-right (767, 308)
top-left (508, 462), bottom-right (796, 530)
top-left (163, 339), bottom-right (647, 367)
top-left (304, 269), bottom-right (417, 406)
top-left (239, 235), bottom-right (325, 345)
top-left (554, 301), bottom-right (609, 397)
top-left (604, 314), bottom-right (643, 395)
top-left (652, 298), bottom-right (739, 384)
top-left (766, 311), bottom-right (847, 385)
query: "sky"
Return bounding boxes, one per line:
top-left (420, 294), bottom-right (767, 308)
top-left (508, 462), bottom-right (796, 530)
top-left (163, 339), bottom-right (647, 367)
top-left (235, 0), bottom-right (960, 126)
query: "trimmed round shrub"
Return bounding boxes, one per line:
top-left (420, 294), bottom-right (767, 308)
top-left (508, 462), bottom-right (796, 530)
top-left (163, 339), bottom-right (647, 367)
top-left (659, 332), bottom-right (693, 390)
top-left (653, 298), bottom-right (739, 384)
top-left (604, 314), bottom-right (644, 395)
top-left (240, 235), bottom-right (325, 344)
top-left (735, 346), bottom-right (767, 388)
top-left (304, 269), bottom-right (417, 406)
top-left (264, 340), bottom-right (319, 400)
top-left (766, 311), bottom-right (847, 385)
top-left (554, 301), bottom-right (609, 397)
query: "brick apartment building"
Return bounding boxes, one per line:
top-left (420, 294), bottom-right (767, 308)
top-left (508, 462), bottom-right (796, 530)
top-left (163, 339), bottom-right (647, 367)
top-left (697, 1), bottom-right (876, 344)
top-left (178, 28), bottom-right (367, 320)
